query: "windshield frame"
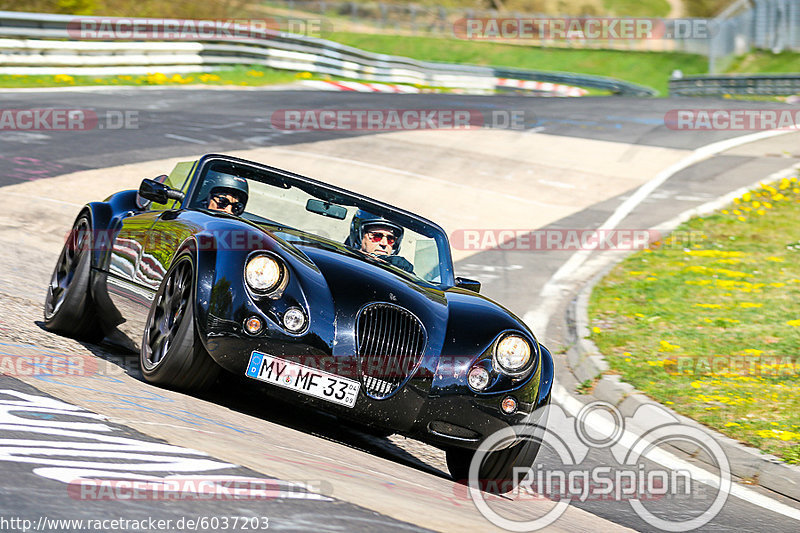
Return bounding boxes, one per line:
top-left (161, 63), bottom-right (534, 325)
top-left (182, 154), bottom-right (456, 289)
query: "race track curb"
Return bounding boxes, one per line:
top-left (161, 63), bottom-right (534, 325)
top-left (565, 163), bottom-right (800, 502)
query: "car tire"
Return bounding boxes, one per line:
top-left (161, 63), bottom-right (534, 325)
top-left (43, 215), bottom-right (103, 342)
top-left (140, 253), bottom-right (220, 391)
top-left (445, 435), bottom-right (542, 492)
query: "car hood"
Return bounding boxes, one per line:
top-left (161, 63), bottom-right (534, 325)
top-left (282, 236), bottom-right (533, 360)
top-left (292, 242), bottom-right (450, 354)
top-left (219, 218), bottom-right (534, 358)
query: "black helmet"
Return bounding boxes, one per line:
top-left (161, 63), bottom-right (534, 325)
top-left (347, 209), bottom-right (404, 255)
top-left (201, 170), bottom-right (249, 207)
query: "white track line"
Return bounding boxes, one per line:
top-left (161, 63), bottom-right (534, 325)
top-left (1, 191), bottom-right (82, 207)
top-left (164, 133), bottom-right (207, 144)
top-left (523, 128), bottom-right (799, 336)
top-left (553, 384), bottom-right (800, 521)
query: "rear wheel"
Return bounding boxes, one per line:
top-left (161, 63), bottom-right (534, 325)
top-left (140, 254), bottom-right (220, 391)
top-left (43, 215), bottom-right (103, 342)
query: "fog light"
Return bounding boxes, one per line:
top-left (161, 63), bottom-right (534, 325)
top-left (244, 316), bottom-right (263, 335)
top-left (468, 366), bottom-right (490, 391)
top-left (501, 396), bottom-right (518, 414)
top-left (283, 307), bottom-right (306, 332)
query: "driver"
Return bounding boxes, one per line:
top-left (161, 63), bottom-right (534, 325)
top-left (346, 210), bottom-right (414, 273)
top-left (204, 171), bottom-right (249, 216)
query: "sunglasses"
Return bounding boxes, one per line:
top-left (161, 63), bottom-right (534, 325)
top-left (212, 195), bottom-right (245, 216)
top-left (366, 231), bottom-right (397, 245)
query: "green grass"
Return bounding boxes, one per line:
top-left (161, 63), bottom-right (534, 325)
top-left (589, 175), bottom-right (800, 463)
top-left (726, 51), bottom-right (800, 75)
top-left (263, 0), bottom-right (672, 16)
top-left (324, 31), bottom-right (709, 95)
top-left (603, 0), bottom-right (671, 17)
top-left (0, 65), bottom-right (299, 88)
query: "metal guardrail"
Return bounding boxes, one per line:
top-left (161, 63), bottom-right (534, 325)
top-left (0, 10), bottom-right (656, 96)
top-left (261, 0), bottom-right (710, 55)
top-left (264, 0), bottom-right (800, 75)
top-left (670, 73), bottom-right (800, 96)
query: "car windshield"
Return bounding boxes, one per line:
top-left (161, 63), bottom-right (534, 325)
top-left (188, 158), bottom-right (454, 288)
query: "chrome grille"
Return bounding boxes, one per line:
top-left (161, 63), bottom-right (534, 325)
top-left (356, 303), bottom-right (426, 399)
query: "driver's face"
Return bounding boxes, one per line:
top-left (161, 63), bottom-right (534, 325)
top-left (208, 193), bottom-right (242, 215)
top-left (361, 226), bottom-right (397, 256)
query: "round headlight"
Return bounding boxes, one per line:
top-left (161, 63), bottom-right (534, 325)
top-left (495, 335), bottom-right (532, 374)
top-left (468, 366), bottom-right (490, 391)
top-left (245, 254), bottom-right (283, 292)
top-left (283, 307), bottom-right (306, 332)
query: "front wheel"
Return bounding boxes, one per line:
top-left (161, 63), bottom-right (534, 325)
top-left (43, 215), bottom-right (103, 342)
top-left (140, 254), bottom-right (220, 391)
top-left (446, 432), bottom-right (543, 493)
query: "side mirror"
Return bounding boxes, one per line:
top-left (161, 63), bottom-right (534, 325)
top-left (138, 178), bottom-right (185, 205)
top-left (455, 276), bottom-right (481, 293)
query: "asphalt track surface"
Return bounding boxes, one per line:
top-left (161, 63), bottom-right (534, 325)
top-left (1, 87), bottom-right (799, 532)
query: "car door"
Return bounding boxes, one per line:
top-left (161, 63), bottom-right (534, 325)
top-left (105, 162), bottom-right (196, 346)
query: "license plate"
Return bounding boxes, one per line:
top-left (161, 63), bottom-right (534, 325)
top-left (245, 352), bottom-right (360, 408)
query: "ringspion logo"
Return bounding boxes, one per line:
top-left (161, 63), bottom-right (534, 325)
top-left (467, 402), bottom-right (730, 531)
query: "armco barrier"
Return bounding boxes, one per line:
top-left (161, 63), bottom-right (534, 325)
top-left (0, 10), bottom-right (656, 96)
top-left (670, 73), bottom-right (800, 96)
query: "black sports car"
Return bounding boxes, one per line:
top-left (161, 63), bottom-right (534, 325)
top-left (44, 153), bottom-right (553, 484)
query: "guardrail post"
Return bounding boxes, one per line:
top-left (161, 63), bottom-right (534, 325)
top-left (379, 3), bottom-right (387, 28)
